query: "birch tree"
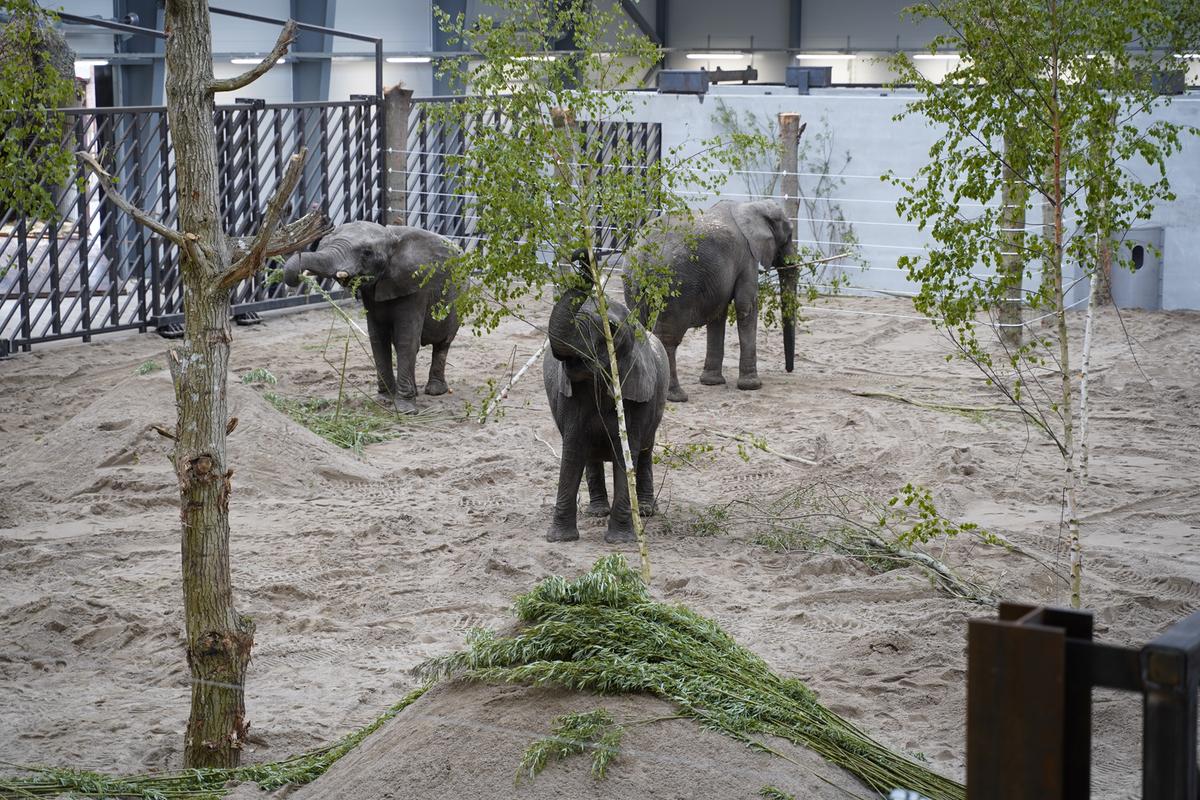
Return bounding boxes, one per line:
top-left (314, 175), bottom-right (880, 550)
top-left (430, 0), bottom-right (759, 582)
top-left (888, 0), bottom-right (1200, 607)
top-left (78, 0), bottom-right (328, 767)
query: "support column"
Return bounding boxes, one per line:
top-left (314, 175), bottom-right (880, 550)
top-left (778, 112), bottom-right (803, 373)
top-left (433, 0), bottom-right (466, 96)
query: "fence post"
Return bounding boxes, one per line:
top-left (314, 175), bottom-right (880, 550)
top-left (384, 85), bottom-right (413, 225)
top-left (778, 112), bottom-right (803, 373)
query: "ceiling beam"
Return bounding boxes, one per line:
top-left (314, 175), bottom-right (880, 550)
top-left (619, 0), bottom-right (662, 46)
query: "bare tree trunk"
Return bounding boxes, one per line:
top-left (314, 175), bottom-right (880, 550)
top-left (78, 0), bottom-right (318, 767)
top-left (1078, 266), bottom-right (1100, 482)
top-left (998, 131), bottom-right (1026, 346)
top-left (778, 113), bottom-right (803, 372)
top-left (163, 0), bottom-right (252, 768)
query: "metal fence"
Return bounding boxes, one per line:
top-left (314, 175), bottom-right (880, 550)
top-left (0, 95), bottom-right (660, 356)
top-left (0, 97), bottom-right (381, 355)
top-left (402, 100), bottom-right (662, 255)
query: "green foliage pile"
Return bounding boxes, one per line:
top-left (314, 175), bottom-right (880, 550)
top-left (0, 0), bottom-right (77, 221)
top-left (262, 392), bottom-right (407, 454)
top-left (421, 555), bottom-right (965, 800)
top-left (0, 685), bottom-right (429, 799)
top-left (517, 707), bottom-right (624, 784)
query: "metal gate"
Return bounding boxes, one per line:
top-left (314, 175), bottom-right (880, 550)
top-left (0, 98), bottom-right (382, 355)
top-left (402, 100), bottom-right (662, 255)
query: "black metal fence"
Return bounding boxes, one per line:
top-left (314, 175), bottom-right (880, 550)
top-left (402, 100), bottom-right (662, 255)
top-left (1, 95), bottom-right (660, 356)
top-left (0, 98), bottom-right (381, 355)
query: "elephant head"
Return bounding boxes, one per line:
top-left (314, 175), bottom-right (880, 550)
top-left (548, 251), bottom-right (660, 403)
top-left (731, 200), bottom-right (799, 372)
top-left (281, 221), bottom-right (429, 301)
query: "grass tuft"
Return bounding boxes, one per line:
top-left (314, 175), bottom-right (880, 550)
top-left (240, 367), bottom-right (277, 386)
top-left (419, 555), bottom-right (965, 800)
top-left (517, 708), bottom-right (624, 784)
top-left (134, 360), bottom-right (163, 376)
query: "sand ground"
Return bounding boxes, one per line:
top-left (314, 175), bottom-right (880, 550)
top-left (1, 293), bottom-right (1197, 797)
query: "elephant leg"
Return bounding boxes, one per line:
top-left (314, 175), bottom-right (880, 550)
top-left (733, 281), bottom-right (762, 390)
top-left (585, 460), bottom-right (610, 516)
top-left (605, 455), bottom-right (636, 544)
top-left (548, 450), bottom-right (585, 542)
top-left (367, 313), bottom-right (397, 398)
top-left (390, 308), bottom-right (424, 414)
top-left (425, 340), bottom-right (450, 396)
top-left (700, 312), bottom-right (727, 386)
top-left (635, 448), bottom-right (656, 517)
top-left (664, 341), bottom-right (688, 403)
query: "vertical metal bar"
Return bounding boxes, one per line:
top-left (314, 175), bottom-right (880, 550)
top-left (375, 38), bottom-right (386, 223)
top-left (155, 110), bottom-right (170, 321)
top-left (320, 107), bottom-right (331, 217)
top-left (16, 217), bottom-right (31, 350)
top-left (420, 112), bottom-right (429, 230)
top-left (49, 183), bottom-right (62, 335)
top-left (132, 111), bottom-right (148, 329)
top-left (77, 114), bottom-right (93, 341)
top-left (341, 106), bottom-right (352, 220)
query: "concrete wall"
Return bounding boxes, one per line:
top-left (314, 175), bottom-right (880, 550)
top-left (618, 86), bottom-right (1200, 309)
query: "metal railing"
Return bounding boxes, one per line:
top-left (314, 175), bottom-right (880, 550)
top-left (402, 99), bottom-right (662, 255)
top-left (0, 98), bottom-right (381, 354)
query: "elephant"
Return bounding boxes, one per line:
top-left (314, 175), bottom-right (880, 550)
top-left (282, 221), bottom-right (460, 414)
top-left (543, 252), bottom-right (670, 544)
top-left (624, 199), bottom-right (797, 403)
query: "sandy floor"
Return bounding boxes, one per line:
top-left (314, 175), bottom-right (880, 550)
top-left (1, 293), bottom-right (1197, 797)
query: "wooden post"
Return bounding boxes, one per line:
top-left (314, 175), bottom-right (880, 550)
top-left (777, 112), bottom-right (804, 372)
top-left (384, 84), bottom-right (413, 225)
top-left (998, 131), bottom-right (1027, 346)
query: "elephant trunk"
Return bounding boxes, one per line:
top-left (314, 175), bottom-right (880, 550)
top-left (281, 249), bottom-right (343, 288)
top-left (548, 251), bottom-right (596, 362)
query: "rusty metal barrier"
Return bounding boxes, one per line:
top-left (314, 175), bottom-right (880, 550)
top-left (968, 602), bottom-right (1200, 799)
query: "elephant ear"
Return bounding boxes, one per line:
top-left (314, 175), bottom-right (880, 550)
top-left (731, 201), bottom-right (778, 268)
top-left (552, 358), bottom-right (573, 398)
top-left (373, 228), bottom-right (423, 302)
top-left (615, 321), bottom-right (659, 404)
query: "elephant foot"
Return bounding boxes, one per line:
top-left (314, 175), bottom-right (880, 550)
top-left (392, 395), bottom-right (419, 415)
top-left (604, 524), bottom-right (637, 544)
top-left (546, 522), bottom-right (580, 543)
top-left (736, 375), bottom-right (763, 391)
top-left (699, 371), bottom-right (726, 386)
top-left (667, 386), bottom-right (689, 403)
top-left (637, 496), bottom-right (656, 517)
top-left (424, 378), bottom-right (449, 396)
top-left (585, 499), bottom-right (611, 517)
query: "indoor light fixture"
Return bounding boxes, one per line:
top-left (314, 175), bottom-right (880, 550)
top-left (332, 56), bottom-right (368, 62)
top-left (686, 52), bottom-right (747, 60)
top-left (912, 53), bottom-right (960, 60)
top-left (74, 59), bottom-right (110, 68)
top-left (386, 56), bottom-right (432, 63)
top-left (794, 53), bottom-right (856, 60)
top-left (230, 57), bottom-right (287, 65)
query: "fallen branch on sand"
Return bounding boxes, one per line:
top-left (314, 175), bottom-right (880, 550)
top-left (0, 686), bottom-right (430, 798)
top-left (480, 339), bottom-right (550, 423)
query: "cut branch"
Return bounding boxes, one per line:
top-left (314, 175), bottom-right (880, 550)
top-left (227, 210), bottom-right (331, 264)
top-left (217, 149), bottom-right (312, 292)
top-left (208, 20), bottom-right (296, 94)
top-left (76, 151), bottom-right (187, 247)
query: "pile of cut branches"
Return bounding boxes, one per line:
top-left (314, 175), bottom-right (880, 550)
top-left (421, 555), bottom-right (965, 800)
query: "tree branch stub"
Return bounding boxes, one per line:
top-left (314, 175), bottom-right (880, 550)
top-left (216, 148), bottom-right (314, 292)
top-left (76, 151), bottom-right (188, 246)
top-left (207, 20), bottom-right (297, 95)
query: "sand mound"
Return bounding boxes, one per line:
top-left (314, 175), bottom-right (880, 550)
top-left (3, 370), bottom-right (378, 507)
top-left (289, 681), bottom-right (873, 800)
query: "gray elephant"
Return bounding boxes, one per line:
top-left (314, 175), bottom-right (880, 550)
top-left (282, 221), bottom-right (460, 414)
top-left (544, 253), bottom-right (669, 543)
top-left (624, 199), bottom-right (797, 402)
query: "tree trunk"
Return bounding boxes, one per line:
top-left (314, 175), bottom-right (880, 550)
top-left (165, 0), bottom-right (253, 767)
top-left (1047, 18), bottom-right (1083, 609)
top-left (998, 131), bottom-right (1026, 347)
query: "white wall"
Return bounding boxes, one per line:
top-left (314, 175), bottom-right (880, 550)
top-left (616, 87), bottom-right (1200, 309)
